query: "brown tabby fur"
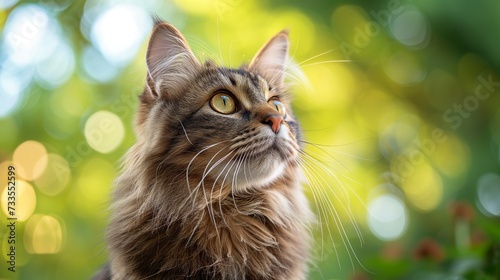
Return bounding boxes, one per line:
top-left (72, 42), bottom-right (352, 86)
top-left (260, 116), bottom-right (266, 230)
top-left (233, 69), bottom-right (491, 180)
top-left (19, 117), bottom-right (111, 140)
top-left (105, 21), bottom-right (313, 280)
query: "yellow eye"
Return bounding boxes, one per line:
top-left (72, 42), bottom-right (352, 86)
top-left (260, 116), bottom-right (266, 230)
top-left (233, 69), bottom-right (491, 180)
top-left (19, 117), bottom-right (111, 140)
top-left (269, 99), bottom-right (286, 116)
top-left (210, 92), bottom-right (236, 114)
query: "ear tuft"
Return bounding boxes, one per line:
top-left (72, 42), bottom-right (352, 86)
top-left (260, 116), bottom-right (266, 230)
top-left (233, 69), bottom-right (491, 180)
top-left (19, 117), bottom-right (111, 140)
top-left (146, 22), bottom-right (200, 99)
top-left (248, 30), bottom-right (289, 87)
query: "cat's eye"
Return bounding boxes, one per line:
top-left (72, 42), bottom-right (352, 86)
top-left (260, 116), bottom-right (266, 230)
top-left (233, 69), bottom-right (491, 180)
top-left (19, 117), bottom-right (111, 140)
top-left (269, 99), bottom-right (286, 116)
top-left (210, 92), bottom-right (236, 114)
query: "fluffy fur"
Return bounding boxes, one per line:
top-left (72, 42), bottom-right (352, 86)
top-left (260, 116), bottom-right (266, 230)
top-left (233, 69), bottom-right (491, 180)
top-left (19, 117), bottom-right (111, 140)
top-left (103, 22), bottom-right (314, 280)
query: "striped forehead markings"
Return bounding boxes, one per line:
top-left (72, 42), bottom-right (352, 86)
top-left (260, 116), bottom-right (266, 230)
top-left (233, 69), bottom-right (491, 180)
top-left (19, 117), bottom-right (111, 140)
top-left (217, 68), bottom-right (270, 108)
top-left (222, 69), bottom-right (261, 91)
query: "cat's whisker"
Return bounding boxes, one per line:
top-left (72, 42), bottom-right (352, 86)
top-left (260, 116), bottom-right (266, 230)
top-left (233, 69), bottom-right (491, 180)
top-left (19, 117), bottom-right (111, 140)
top-left (284, 59), bottom-right (312, 93)
top-left (298, 150), bottom-right (371, 273)
top-left (229, 153), bottom-right (245, 211)
top-left (296, 49), bottom-right (337, 66)
top-left (230, 151), bottom-right (251, 216)
top-left (241, 152), bottom-right (253, 190)
top-left (299, 156), bottom-right (355, 269)
top-left (187, 35), bottom-right (224, 66)
top-left (304, 153), bottom-right (368, 235)
top-left (178, 120), bottom-right (193, 145)
top-left (187, 147), bottom-right (233, 246)
top-left (186, 142), bottom-right (225, 197)
top-left (296, 156), bottom-right (341, 266)
top-left (299, 139), bottom-right (378, 162)
top-left (299, 60), bottom-right (353, 69)
top-left (221, 150), bottom-right (253, 225)
top-left (300, 141), bottom-right (369, 207)
top-left (301, 147), bottom-right (365, 209)
top-left (185, 143), bottom-right (231, 219)
top-left (295, 158), bottom-right (327, 254)
top-left (199, 148), bottom-right (235, 237)
top-left (300, 150), bottom-right (365, 245)
top-left (210, 151), bottom-right (241, 228)
top-left (217, 180), bottom-right (228, 228)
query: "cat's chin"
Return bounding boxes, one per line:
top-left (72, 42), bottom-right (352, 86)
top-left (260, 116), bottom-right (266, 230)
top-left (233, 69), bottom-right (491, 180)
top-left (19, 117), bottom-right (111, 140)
top-left (230, 125), bottom-right (297, 192)
top-left (233, 159), bottom-right (287, 192)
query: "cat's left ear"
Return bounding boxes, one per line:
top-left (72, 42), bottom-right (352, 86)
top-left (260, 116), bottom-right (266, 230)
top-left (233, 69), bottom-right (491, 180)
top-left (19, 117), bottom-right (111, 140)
top-left (249, 30), bottom-right (289, 87)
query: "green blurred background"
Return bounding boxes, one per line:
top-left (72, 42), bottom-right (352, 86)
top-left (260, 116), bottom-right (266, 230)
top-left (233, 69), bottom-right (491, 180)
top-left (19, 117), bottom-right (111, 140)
top-left (1, 0), bottom-right (500, 279)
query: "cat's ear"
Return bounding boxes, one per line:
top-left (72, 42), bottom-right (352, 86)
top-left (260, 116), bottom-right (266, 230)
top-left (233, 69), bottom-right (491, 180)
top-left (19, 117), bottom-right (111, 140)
top-left (249, 30), bottom-right (289, 87)
top-left (146, 22), bottom-right (200, 99)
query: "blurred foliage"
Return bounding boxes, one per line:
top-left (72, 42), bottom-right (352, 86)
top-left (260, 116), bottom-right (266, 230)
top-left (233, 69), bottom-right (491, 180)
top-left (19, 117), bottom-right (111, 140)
top-left (0, 0), bottom-right (500, 279)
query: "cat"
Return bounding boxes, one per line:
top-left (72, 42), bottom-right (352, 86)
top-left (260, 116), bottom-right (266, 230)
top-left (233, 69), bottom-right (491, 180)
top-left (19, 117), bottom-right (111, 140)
top-left (97, 20), bottom-right (314, 280)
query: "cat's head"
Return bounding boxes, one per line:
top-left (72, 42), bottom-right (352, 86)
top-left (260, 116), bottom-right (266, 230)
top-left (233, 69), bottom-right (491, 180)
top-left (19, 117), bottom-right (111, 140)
top-left (135, 22), bottom-right (302, 192)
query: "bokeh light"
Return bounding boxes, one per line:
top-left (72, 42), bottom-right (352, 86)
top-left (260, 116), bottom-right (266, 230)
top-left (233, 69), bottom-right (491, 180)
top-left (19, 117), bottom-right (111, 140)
top-left (35, 38), bottom-right (75, 88)
top-left (379, 115), bottom-right (420, 159)
top-left (367, 193), bottom-right (408, 240)
top-left (383, 49), bottom-right (426, 84)
top-left (81, 45), bottom-right (119, 83)
top-left (88, 3), bottom-right (151, 66)
top-left (12, 140), bottom-right (48, 180)
top-left (84, 110), bottom-right (125, 154)
top-left (390, 6), bottom-right (430, 49)
top-left (1, 180), bottom-right (36, 221)
top-left (33, 153), bottom-right (71, 196)
top-left (0, 161), bottom-right (15, 195)
top-left (430, 133), bottom-right (469, 178)
top-left (0, 3), bottom-right (75, 119)
top-left (477, 173), bottom-right (500, 216)
top-left (24, 214), bottom-right (64, 254)
top-left (400, 163), bottom-right (443, 211)
top-left (0, 0), bottom-right (18, 10)
top-left (2, 4), bottom-right (52, 66)
top-left (0, 69), bottom-right (23, 117)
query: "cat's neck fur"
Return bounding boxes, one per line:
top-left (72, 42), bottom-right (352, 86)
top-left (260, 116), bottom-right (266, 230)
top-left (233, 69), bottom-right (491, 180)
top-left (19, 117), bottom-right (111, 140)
top-left (107, 140), bottom-right (312, 280)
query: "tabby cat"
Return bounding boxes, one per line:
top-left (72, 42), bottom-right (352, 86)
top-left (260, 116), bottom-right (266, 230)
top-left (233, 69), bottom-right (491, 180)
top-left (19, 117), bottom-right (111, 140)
top-left (100, 21), bottom-right (314, 280)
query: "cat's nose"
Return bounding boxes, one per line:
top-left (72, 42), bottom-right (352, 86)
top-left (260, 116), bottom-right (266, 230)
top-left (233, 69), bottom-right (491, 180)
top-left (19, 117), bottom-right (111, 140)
top-left (263, 114), bottom-right (284, 134)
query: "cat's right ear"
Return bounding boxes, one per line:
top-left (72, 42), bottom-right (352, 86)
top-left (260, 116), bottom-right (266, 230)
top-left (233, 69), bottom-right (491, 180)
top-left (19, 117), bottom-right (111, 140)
top-left (145, 22), bottom-right (200, 100)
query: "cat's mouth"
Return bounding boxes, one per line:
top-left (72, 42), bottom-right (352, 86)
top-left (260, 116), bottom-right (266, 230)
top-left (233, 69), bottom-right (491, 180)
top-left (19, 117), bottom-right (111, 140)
top-left (232, 124), bottom-right (296, 159)
top-left (265, 137), bottom-right (290, 159)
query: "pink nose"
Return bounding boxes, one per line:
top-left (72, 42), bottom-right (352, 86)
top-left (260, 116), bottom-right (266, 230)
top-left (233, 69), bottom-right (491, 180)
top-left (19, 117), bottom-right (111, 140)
top-left (263, 115), bottom-right (284, 134)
